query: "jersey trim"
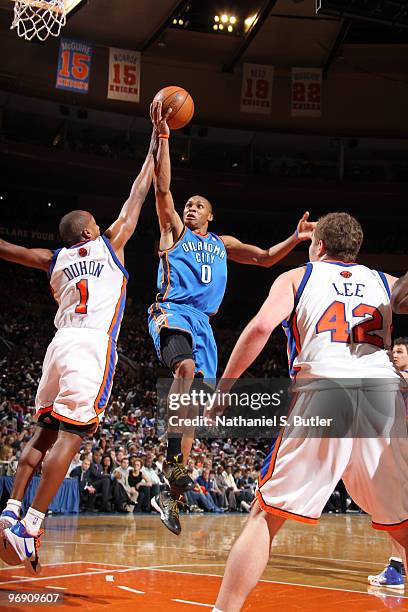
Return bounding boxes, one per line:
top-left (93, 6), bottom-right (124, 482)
top-left (282, 263), bottom-right (313, 330)
top-left (377, 271), bottom-right (391, 299)
top-left (68, 239), bottom-right (92, 249)
top-left (101, 235), bottom-right (129, 280)
top-left (322, 260), bottom-right (358, 267)
top-left (48, 248), bottom-right (62, 278)
top-left (94, 337), bottom-right (117, 414)
top-left (158, 226), bottom-right (187, 255)
top-left (108, 277), bottom-right (127, 341)
top-left (294, 262), bottom-right (313, 309)
top-left (256, 490), bottom-right (319, 525)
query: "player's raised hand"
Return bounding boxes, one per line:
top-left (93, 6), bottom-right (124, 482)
top-left (296, 211), bottom-right (316, 241)
top-left (150, 100), bottom-right (172, 137)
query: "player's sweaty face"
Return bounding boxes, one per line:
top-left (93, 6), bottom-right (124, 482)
top-left (183, 198), bottom-right (212, 229)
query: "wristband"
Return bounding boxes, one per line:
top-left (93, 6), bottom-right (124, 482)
top-left (158, 134), bottom-right (169, 139)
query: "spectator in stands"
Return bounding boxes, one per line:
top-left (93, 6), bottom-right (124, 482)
top-left (128, 458), bottom-right (151, 512)
top-left (69, 457), bottom-right (96, 512)
top-left (142, 453), bottom-right (161, 508)
top-left (88, 450), bottom-right (112, 512)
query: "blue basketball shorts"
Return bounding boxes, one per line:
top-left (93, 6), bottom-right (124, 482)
top-left (148, 301), bottom-right (217, 380)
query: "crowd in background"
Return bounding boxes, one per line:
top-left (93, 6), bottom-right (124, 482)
top-left (0, 263), bottom-right (356, 515)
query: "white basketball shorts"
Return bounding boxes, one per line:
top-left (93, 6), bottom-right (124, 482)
top-left (257, 386), bottom-right (408, 531)
top-left (35, 328), bottom-right (117, 426)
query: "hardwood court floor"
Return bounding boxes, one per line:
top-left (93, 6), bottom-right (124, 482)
top-left (0, 513), bottom-right (407, 611)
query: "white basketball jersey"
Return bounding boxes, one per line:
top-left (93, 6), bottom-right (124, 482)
top-left (283, 261), bottom-right (398, 378)
top-left (49, 235), bottom-right (127, 340)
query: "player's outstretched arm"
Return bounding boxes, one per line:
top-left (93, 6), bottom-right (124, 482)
top-left (391, 272), bottom-right (408, 314)
top-left (105, 130), bottom-right (156, 257)
top-left (150, 100), bottom-right (183, 249)
top-left (218, 270), bottom-right (298, 385)
top-left (0, 238), bottom-right (53, 272)
top-left (221, 212), bottom-right (315, 267)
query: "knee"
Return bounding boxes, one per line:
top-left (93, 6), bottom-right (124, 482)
top-left (174, 358), bottom-right (195, 379)
top-left (18, 452), bottom-right (38, 471)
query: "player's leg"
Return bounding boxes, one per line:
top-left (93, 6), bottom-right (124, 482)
top-left (152, 330), bottom-right (196, 534)
top-left (0, 424), bottom-right (58, 531)
top-left (350, 388), bottom-right (408, 590)
top-left (3, 424), bottom-right (92, 575)
top-left (214, 501), bottom-right (285, 612)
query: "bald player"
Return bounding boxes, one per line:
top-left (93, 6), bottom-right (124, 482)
top-left (148, 100), bottom-right (315, 535)
top-left (0, 133), bottom-right (155, 574)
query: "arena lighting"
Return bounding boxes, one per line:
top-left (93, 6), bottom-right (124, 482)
top-left (221, 14), bottom-right (228, 23)
top-left (219, 23), bottom-right (224, 29)
top-left (178, 19), bottom-right (184, 25)
top-left (214, 15), bottom-right (219, 22)
top-left (228, 25), bottom-right (233, 32)
top-left (173, 18), bottom-right (177, 24)
top-left (213, 23), bottom-right (218, 29)
top-left (229, 16), bottom-right (236, 24)
top-left (245, 14), bottom-right (257, 28)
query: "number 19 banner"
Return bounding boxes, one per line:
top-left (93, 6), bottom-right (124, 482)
top-left (291, 68), bottom-right (322, 117)
top-left (240, 63), bottom-right (274, 115)
top-left (56, 38), bottom-right (93, 94)
top-left (108, 47), bottom-right (141, 103)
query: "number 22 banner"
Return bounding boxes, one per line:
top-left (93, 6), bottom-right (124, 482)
top-left (291, 68), bottom-right (322, 117)
top-left (240, 63), bottom-right (274, 115)
top-left (56, 38), bottom-right (92, 94)
top-left (108, 47), bottom-right (141, 103)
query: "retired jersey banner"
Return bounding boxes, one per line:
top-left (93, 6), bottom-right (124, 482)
top-left (56, 38), bottom-right (92, 94)
top-left (107, 47), bottom-right (141, 102)
top-left (240, 63), bottom-right (273, 115)
top-left (291, 68), bottom-right (322, 117)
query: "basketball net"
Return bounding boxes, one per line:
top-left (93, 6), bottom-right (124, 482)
top-left (11, 0), bottom-right (67, 41)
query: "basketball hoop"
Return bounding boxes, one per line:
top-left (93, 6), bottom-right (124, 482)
top-left (11, 0), bottom-right (67, 41)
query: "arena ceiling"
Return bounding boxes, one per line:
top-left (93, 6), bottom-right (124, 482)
top-left (0, 0), bottom-right (406, 76)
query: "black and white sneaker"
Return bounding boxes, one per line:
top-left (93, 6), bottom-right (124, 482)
top-left (151, 490), bottom-right (185, 536)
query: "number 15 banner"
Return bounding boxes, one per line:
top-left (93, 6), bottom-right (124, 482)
top-left (108, 47), bottom-right (141, 103)
top-left (56, 38), bottom-right (93, 94)
top-left (291, 68), bottom-right (322, 117)
top-left (240, 63), bottom-right (274, 115)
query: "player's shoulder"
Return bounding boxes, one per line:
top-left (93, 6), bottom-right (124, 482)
top-left (274, 265), bottom-right (310, 290)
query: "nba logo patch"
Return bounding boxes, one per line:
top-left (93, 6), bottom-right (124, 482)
top-left (340, 271), bottom-right (352, 278)
top-left (79, 248), bottom-right (88, 257)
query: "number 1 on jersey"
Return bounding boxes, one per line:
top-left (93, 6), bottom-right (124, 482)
top-left (75, 279), bottom-right (89, 314)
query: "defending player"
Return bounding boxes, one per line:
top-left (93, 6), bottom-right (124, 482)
top-left (0, 135), bottom-right (155, 574)
top-left (367, 336), bottom-right (408, 589)
top-left (208, 213), bottom-right (408, 612)
top-left (148, 100), bottom-right (315, 535)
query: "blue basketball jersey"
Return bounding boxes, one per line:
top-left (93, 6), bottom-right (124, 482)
top-left (156, 226), bottom-right (228, 316)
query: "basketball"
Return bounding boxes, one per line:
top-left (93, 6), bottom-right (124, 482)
top-left (0, 535), bottom-right (20, 566)
top-left (153, 86), bottom-right (194, 129)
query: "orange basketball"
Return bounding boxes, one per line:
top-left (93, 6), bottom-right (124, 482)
top-left (0, 535), bottom-right (20, 566)
top-left (153, 86), bottom-right (194, 129)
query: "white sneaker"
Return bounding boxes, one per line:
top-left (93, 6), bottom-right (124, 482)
top-left (241, 501), bottom-right (251, 513)
top-left (4, 521), bottom-right (43, 575)
top-left (0, 510), bottom-right (19, 534)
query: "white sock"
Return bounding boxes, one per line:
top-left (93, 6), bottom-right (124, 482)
top-left (22, 507), bottom-right (45, 536)
top-left (5, 499), bottom-right (22, 517)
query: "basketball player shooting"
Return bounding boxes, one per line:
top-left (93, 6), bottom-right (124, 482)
top-left (148, 99), bottom-right (315, 536)
top-left (208, 213), bottom-right (408, 612)
top-left (0, 133), bottom-right (156, 574)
